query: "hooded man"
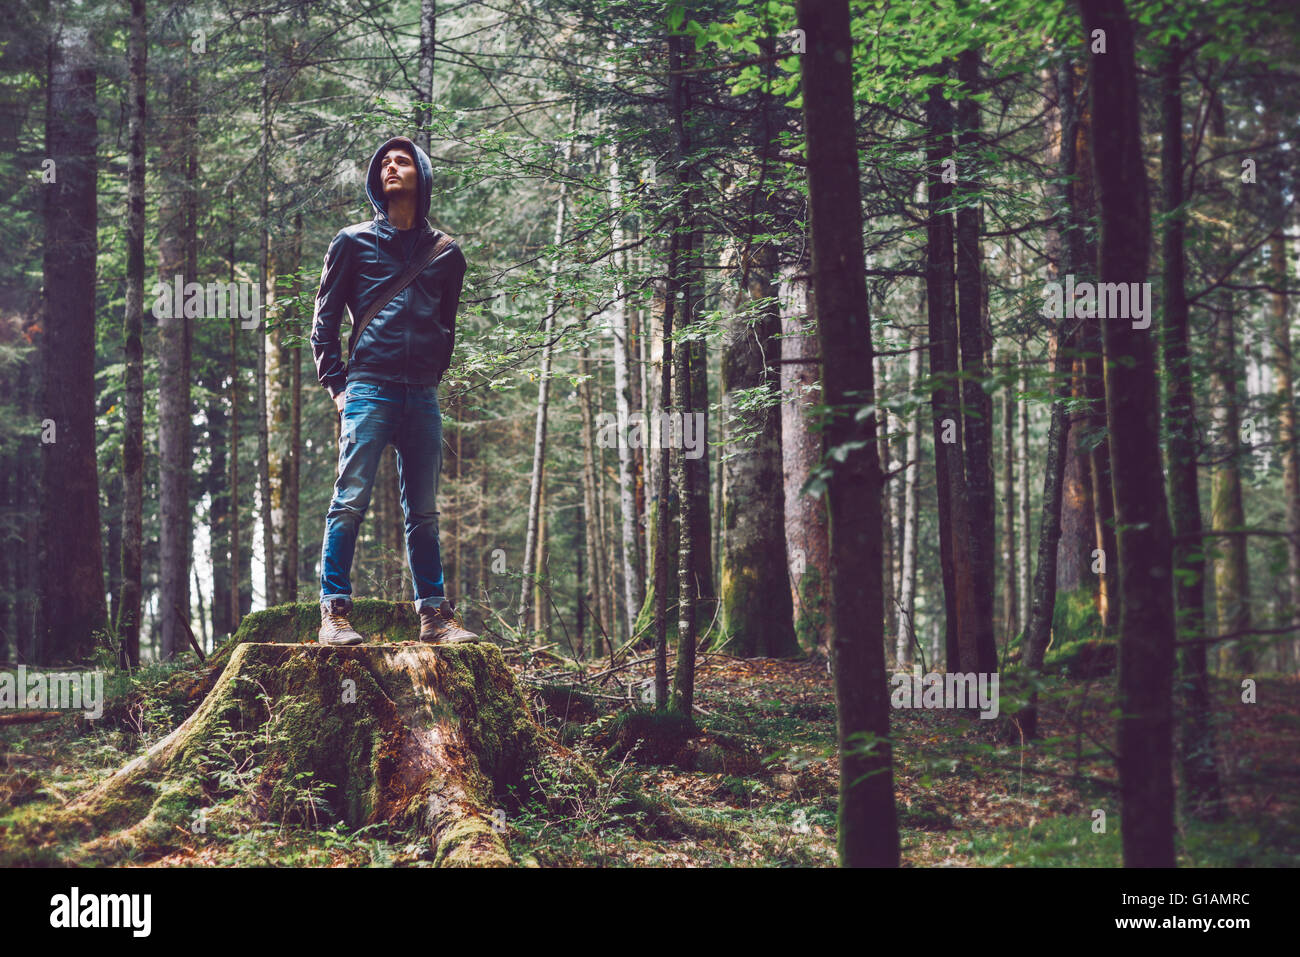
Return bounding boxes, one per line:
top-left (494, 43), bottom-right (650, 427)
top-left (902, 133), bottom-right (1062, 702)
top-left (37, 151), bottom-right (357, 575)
top-left (310, 135), bottom-right (477, 644)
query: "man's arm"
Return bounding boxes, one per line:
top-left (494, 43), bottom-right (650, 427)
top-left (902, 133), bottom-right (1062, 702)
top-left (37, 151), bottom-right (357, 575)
top-left (437, 248), bottom-right (467, 384)
top-left (310, 230), bottom-right (353, 399)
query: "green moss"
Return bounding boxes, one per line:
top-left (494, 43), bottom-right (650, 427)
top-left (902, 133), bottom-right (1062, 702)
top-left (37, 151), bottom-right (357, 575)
top-left (795, 565), bottom-right (826, 652)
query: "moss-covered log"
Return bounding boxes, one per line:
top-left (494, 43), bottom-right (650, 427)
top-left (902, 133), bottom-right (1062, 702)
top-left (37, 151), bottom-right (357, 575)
top-left (69, 641), bottom-right (541, 866)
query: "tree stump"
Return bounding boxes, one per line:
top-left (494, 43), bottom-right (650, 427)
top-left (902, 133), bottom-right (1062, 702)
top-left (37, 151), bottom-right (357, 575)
top-left (71, 627), bottom-right (543, 866)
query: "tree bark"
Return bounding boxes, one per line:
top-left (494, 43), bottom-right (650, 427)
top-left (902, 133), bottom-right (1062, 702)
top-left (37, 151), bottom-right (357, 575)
top-left (926, 73), bottom-right (977, 673)
top-left (607, 121), bottom-right (645, 639)
top-left (780, 260), bottom-right (831, 656)
top-left (720, 220), bottom-right (797, 658)
top-left (896, 335), bottom-right (922, 669)
top-left (1264, 106), bottom-right (1300, 665)
top-left (955, 47), bottom-right (997, 673)
top-left (1001, 350), bottom-right (1018, 649)
top-left (669, 31), bottom-right (699, 719)
top-left (119, 0), bottom-right (146, 668)
top-left (40, 15), bottom-right (105, 664)
top-left (798, 0), bottom-right (899, 867)
top-left (1081, 0), bottom-right (1177, 868)
top-left (1163, 44), bottom-right (1223, 821)
top-left (415, 0), bottom-right (436, 155)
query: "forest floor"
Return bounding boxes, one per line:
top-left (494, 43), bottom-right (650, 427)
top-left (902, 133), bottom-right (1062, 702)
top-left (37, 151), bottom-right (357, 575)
top-left (1, 643), bottom-right (1296, 867)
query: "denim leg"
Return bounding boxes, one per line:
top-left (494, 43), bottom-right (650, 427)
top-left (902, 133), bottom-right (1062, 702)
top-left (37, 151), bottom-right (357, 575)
top-left (394, 384), bottom-right (446, 611)
top-left (320, 383), bottom-right (400, 605)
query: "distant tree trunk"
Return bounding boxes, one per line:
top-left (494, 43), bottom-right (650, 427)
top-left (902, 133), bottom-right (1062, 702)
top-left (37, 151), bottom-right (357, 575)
top-left (896, 335), bottom-right (922, 668)
top-left (652, 226), bottom-right (679, 708)
top-left (955, 47), bottom-right (997, 674)
top-left (518, 105), bottom-right (576, 633)
top-left (1023, 327), bottom-right (1075, 680)
top-left (1000, 350), bottom-right (1018, 649)
top-left (207, 364), bottom-right (231, 639)
top-left (927, 72), bottom-right (977, 673)
top-left (1056, 55), bottom-right (1099, 606)
top-left (877, 361), bottom-right (896, 655)
top-left (1206, 298), bottom-right (1245, 720)
top-left (119, 0), bottom-right (146, 668)
top-left (534, 480), bottom-right (549, 636)
top-left (1018, 349), bottom-right (1032, 634)
top-left (1022, 53), bottom-right (1081, 680)
top-left (798, 0), bottom-right (899, 868)
top-left (780, 261), bottom-right (831, 656)
top-left (158, 59), bottom-right (195, 660)
top-left (40, 15), bottom-right (105, 665)
top-left (227, 191), bottom-right (243, 631)
top-left (1264, 106), bottom-right (1300, 658)
top-left (1086, 324), bottom-right (1118, 631)
top-left (608, 128), bottom-right (644, 637)
top-left (256, 18), bottom-right (277, 609)
top-left (1080, 0), bottom-right (1176, 867)
top-left (286, 213), bottom-right (303, 602)
top-left (1163, 44), bottom-right (1223, 821)
top-left (1207, 195), bottom-right (1251, 670)
top-left (415, 0), bottom-right (436, 155)
top-left (1058, 356), bottom-right (1096, 594)
top-left (687, 335), bottom-right (714, 624)
top-left (578, 344), bottom-right (608, 644)
top-left (720, 222), bottom-right (797, 658)
top-left (270, 215), bottom-right (303, 604)
top-left (669, 31), bottom-right (700, 719)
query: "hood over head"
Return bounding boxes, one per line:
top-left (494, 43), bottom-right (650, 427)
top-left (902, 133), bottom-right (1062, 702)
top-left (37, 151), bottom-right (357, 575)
top-left (365, 136), bottom-right (433, 228)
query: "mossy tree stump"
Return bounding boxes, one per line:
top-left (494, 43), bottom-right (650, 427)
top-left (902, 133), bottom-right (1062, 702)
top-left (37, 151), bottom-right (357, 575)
top-left (72, 607), bottom-right (545, 866)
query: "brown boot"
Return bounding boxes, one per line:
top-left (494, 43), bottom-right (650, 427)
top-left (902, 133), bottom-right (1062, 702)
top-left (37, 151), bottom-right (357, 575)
top-left (319, 598), bottom-right (364, 646)
top-left (418, 599), bottom-right (479, 643)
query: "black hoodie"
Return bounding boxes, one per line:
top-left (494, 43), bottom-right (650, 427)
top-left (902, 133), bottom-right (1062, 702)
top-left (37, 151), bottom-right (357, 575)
top-left (310, 135), bottom-right (467, 399)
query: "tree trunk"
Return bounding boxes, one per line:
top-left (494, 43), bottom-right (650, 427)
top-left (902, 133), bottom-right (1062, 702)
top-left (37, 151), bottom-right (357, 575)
top-left (518, 105), bottom-right (577, 633)
top-left (1264, 106), bottom-right (1300, 662)
top-left (415, 0), bottom-right (436, 155)
top-left (1058, 356), bottom-right (1096, 593)
top-left (896, 335), bottom-right (922, 669)
top-left (607, 124), bottom-right (644, 637)
top-left (780, 260), bottom-right (831, 656)
top-left (256, 18), bottom-right (277, 610)
top-left (1081, 0), bottom-right (1177, 868)
top-left (158, 61), bottom-right (193, 662)
top-left (1018, 349), bottom-right (1032, 637)
top-left (1000, 350), bottom-right (1018, 649)
top-left (878, 362), bottom-right (896, 656)
top-left (926, 73), bottom-right (978, 673)
top-left (578, 344), bottom-right (608, 646)
top-left (669, 31), bottom-right (699, 719)
top-left (1163, 44), bottom-right (1223, 821)
top-left (798, 0), bottom-right (899, 868)
top-left (227, 191), bottom-right (244, 632)
top-left (955, 47), bottom-right (998, 674)
top-left (720, 224), bottom-right (797, 658)
top-left (40, 15), bottom-right (105, 664)
top-left (119, 0), bottom-right (146, 668)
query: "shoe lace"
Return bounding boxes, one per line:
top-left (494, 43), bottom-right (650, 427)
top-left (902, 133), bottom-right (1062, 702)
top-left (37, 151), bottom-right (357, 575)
top-left (327, 612), bottom-right (351, 628)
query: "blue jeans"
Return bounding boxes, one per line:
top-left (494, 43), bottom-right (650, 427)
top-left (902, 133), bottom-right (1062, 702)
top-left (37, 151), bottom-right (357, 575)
top-left (320, 379), bottom-right (446, 612)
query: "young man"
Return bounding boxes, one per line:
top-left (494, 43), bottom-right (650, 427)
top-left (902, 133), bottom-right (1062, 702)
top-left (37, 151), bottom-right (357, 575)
top-left (310, 135), bottom-right (477, 645)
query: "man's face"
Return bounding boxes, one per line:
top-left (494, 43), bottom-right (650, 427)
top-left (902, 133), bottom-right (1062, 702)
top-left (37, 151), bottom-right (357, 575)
top-left (381, 148), bottom-right (417, 200)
